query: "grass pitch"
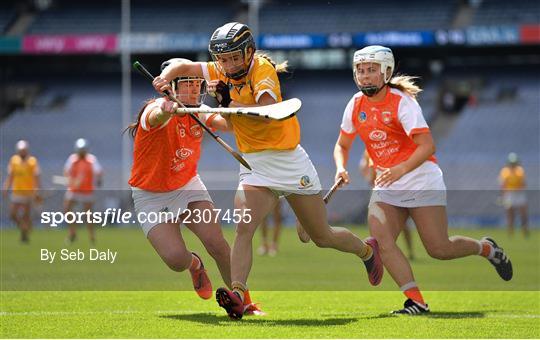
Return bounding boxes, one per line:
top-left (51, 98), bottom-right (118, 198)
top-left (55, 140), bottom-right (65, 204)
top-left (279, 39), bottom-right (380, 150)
top-left (1, 226), bottom-right (539, 338)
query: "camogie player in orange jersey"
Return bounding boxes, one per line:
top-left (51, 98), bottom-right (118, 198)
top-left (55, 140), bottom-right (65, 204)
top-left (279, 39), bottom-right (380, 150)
top-left (153, 22), bottom-right (383, 320)
top-left (335, 45), bottom-right (513, 314)
top-left (127, 58), bottom-right (235, 302)
top-left (64, 138), bottom-right (103, 244)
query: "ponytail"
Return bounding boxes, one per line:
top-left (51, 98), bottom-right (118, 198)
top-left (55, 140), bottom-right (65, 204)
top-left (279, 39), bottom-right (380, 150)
top-left (388, 75), bottom-right (422, 99)
top-left (124, 99), bottom-right (153, 138)
top-left (255, 51), bottom-right (288, 73)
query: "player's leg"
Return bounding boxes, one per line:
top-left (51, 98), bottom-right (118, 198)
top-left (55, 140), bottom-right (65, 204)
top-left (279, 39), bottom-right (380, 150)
top-left (368, 202), bottom-right (428, 314)
top-left (411, 206), bottom-right (512, 280)
top-left (64, 198), bottom-right (77, 243)
top-left (518, 204), bottom-right (529, 237)
top-left (9, 202), bottom-right (22, 230)
top-left (402, 222), bottom-right (414, 260)
top-left (82, 201), bottom-right (95, 244)
top-left (269, 201), bottom-right (282, 256)
top-left (369, 202), bottom-right (411, 285)
top-left (257, 216), bottom-right (269, 255)
top-left (506, 206), bottom-right (515, 236)
top-left (20, 202), bottom-right (32, 242)
top-left (184, 200), bottom-right (232, 288)
top-left (232, 185), bottom-right (277, 285)
top-left (147, 221), bottom-right (212, 299)
top-left (216, 184), bottom-right (277, 319)
top-left (286, 192), bottom-right (383, 286)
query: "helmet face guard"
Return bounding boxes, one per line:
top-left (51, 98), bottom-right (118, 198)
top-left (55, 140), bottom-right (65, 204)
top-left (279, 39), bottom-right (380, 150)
top-left (210, 48), bottom-right (253, 80)
top-left (172, 77), bottom-right (207, 107)
top-left (208, 22), bottom-right (255, 80)
top-left (352, 45), bottom-right (395, 97)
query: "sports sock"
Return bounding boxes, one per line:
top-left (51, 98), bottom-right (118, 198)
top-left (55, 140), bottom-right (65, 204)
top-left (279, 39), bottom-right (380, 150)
top-left (189, 254), bottom-right (201, 271)
top-left (401, 281), bottom-right (425, 306)
top-left (359, 242), bottom-right (373, 261)
top-left (232, 281), bottom-right (247, 303)
top-left (243, 290), bottom-right (253, 305)
top-left (478, 240), bottom-right (495, 259)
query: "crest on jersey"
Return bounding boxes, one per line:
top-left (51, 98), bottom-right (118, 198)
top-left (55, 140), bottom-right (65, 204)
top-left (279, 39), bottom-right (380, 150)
top-left (190, 124), bottom-right (203, 138)
top-left (359, 111), bottom-right (367, 123)
top-left (382, 111), bottom-right (392, 124)
top-left (299, 175), bottom-right (311, 187)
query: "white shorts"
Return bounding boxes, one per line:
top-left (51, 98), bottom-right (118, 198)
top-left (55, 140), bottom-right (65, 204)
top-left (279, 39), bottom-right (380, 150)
top-left (10, 194), bottom-right (33, 204)
top-left (370, 161), bottom-right (447, 208)
top-left (131, 175), bottom-right (213, 236)
top-left (502, 191), bottom-right (527, 208)
top-left (65, 191), bottom-right (95, 204)
top-left (239, 145), bottom-right (322, 197)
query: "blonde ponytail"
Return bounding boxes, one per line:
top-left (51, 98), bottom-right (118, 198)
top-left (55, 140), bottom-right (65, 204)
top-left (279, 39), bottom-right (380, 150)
top-left (255, 51), bottom-right (288, 73)
top-left (388, 75), bottom-right (422, 98)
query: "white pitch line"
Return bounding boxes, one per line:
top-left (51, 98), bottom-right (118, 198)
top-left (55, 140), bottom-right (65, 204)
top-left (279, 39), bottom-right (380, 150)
top-left (0, 310), bottom-right (208, 316)
top-left (1, 310), bottom-right (539, 319)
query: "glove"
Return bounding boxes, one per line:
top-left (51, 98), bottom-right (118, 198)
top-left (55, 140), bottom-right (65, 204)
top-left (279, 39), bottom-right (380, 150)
top-left (214, 81), bottom-right (232, 107)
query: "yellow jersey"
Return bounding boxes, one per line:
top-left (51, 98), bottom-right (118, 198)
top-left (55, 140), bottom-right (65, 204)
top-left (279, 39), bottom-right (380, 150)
top-left (8, 155), bottom-right (40, 195)
top-left (204, 56), bottom-right (300, 153)
top-left (499, 165), bottom-right (526, 190)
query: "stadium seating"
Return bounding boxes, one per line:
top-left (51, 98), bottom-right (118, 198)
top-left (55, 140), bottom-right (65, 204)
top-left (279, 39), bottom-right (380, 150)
top-left (0, 3), bottom-right (16, 33)
top-left (259, 0), bottom-right (457, 33)
top-left (27, 0), bottom-right (233, 34)
top-left (472, 0), bottom-right (540, 26)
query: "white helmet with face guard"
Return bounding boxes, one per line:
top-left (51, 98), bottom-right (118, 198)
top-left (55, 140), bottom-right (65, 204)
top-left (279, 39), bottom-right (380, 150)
top-left (353, 45), bottom-right (395, 96)
top-left (160, 58), bottom-right (207, 107)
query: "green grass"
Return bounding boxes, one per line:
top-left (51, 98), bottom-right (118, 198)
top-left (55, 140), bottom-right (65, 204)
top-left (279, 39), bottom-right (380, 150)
top-left (1, 227), bottom-right (539, 338)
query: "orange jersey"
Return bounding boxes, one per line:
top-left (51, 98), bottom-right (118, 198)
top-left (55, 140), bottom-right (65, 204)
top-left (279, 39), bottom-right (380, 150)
top-left (7, 155), bottom-right (40, 195)
top-left (64, 153), bottom-right (102, 193)
top-left (128, 98), bottom-right (206, 192)
top-left (341, 88), bottom-right (436, 169)
top-left (202, 55), bottom-right (300, 153)
top-left (499, 165), bottom-right (526, 190)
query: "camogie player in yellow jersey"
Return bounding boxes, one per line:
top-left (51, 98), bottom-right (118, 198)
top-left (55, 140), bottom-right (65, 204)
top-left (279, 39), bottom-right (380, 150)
top-left (499, 152), bottom-right (528, 237)
top-left (2, 140), bottom-right (41, 243)
top-left (153, 22), bottom-right (383, 320)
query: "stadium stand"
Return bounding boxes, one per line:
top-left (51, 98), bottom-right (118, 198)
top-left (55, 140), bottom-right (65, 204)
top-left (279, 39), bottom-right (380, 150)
top-left (0, 3), bottom-right (17, 33)
top-left (259, 0), bottom-right (458, 33)
top-left (27, 0), bottom-right (234, 34)
top-left (472, 0), bottom-right (540, 26)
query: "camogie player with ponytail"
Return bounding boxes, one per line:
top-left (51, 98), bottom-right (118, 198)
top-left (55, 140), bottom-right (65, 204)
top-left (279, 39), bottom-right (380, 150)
top-left (127, 58), bottom-right (233, 302)
top-left (335, 45), bottom-right (513, 315)
top-left (153, 22), bottom-right (383, 320)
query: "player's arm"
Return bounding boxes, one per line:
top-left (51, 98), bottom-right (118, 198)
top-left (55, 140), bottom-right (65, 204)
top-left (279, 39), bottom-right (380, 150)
top-left (375, 132), bottom-right (435, 187)
top-left (147, 99), bottom-right (182, 128)
top-left (33, 161), bottom-right (42, 199)
top-left (2, 172), bottom-right (13, 197)
top-left (203, 113), bottom-right (233, 132)
top-left (153, 61), bottom-right (205, 93)
top-left (231, 92), bottom-right (275, 122)
top-left (334, 132), bottom-right (355, 185)
top-left (498, 168), bottom-right (507, 192)
top-left (207, 80), bottom-right (274, 122)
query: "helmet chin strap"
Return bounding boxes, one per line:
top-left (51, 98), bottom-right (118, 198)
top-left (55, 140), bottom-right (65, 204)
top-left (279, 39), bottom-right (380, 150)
top-left (360, 84), bottom-right (383, 97)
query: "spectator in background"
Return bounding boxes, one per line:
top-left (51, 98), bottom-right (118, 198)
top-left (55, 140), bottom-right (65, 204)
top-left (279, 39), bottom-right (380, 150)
top-left (2, 140), bottom-right (41, 243)
top-left (499, 152), bottom-right (528, 237)
top-left (64, 138), bottom-right (103, 244)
